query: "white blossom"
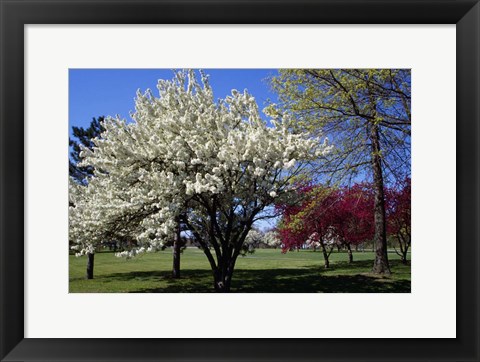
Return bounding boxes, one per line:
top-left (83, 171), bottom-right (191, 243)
top-left (69, 70), bottom-right (331, 260)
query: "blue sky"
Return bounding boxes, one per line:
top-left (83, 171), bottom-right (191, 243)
top-left (69, 69), bottom-right (279, 133)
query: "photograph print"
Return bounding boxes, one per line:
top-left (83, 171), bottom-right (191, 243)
top-left (69, 69), bottom-right (411, 293)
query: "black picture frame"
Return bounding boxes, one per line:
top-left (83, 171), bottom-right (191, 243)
top-left (1, 0), bottom-right (478, 361)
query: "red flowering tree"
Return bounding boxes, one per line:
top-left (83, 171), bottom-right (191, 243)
top-left (278, 186), bottom-right (341, 268)
top-left (333, 184), bottom-right (375, 263)
top-left (277, 184), bottom-right (374, 267)
top-left (386, 178), bottom-right (411, 264)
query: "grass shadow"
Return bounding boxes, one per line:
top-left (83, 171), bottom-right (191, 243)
top-left (231, 264), bottom-right (410, 293)
top-left (98, 261), bottom-right (410, 293)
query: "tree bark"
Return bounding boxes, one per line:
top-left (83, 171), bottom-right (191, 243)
top-left (172, 218), bottom-right (181, 278)
top-left (395, 234), bottom-right (410, 265)
top-left (401, 246), bottom-right (409, 265)
top-left (86, 252), bottom-right (94, 279)
top-left (370, 123), bottom-right (391, 275)
top-left (347, 243), bottom-right (353, 263)
top-left (321, 243), bottom-right (330, 269)
top-left (213, 260), bottom-right (234, 292)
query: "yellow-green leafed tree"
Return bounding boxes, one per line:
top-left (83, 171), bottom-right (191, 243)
top-left (269, 69), bottom-right (411, 275)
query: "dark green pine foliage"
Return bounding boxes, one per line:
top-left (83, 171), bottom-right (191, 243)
top-left (69, 116), bottom-right (105, 184)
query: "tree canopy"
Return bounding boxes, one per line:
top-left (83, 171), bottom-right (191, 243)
top-left (386, 178), bottom-right (411, 264)
top-left (268, 69), bottom-right (411, 184)
top-left (277, 183), bottom-right (374, 267)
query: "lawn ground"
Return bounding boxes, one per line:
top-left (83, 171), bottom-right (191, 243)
top-left (69, 248), bottom-right (411, 293)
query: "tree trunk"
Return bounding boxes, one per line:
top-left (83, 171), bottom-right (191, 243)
top-left (347, 244), bottom-right (353, 263)
top-left (213, 262), bottom-right (234, 292)
top-left (172, 218), bottom-right (181, 278)
top-left (321, 244), bottom-right (330, 269)
top-left (86, 252), bottom-right (94, 279)
top-left (370, 123), bottom-right (391, 275)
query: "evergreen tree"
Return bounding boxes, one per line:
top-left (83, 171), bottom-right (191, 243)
top-left (69, 116), bottom-right (105, 184)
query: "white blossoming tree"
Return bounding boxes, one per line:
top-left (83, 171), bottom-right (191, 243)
top-left (69, 70), bottom-right (330, 292)
top-left (244, 229), bottom-right (264, 252)
top-left (263, 230), bottom-right (282, 249)
top-left (244, 229), bottom-right (282, 250)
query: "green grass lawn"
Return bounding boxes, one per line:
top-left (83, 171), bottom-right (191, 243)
top-left (70, 248), bottom-right (410, 293)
